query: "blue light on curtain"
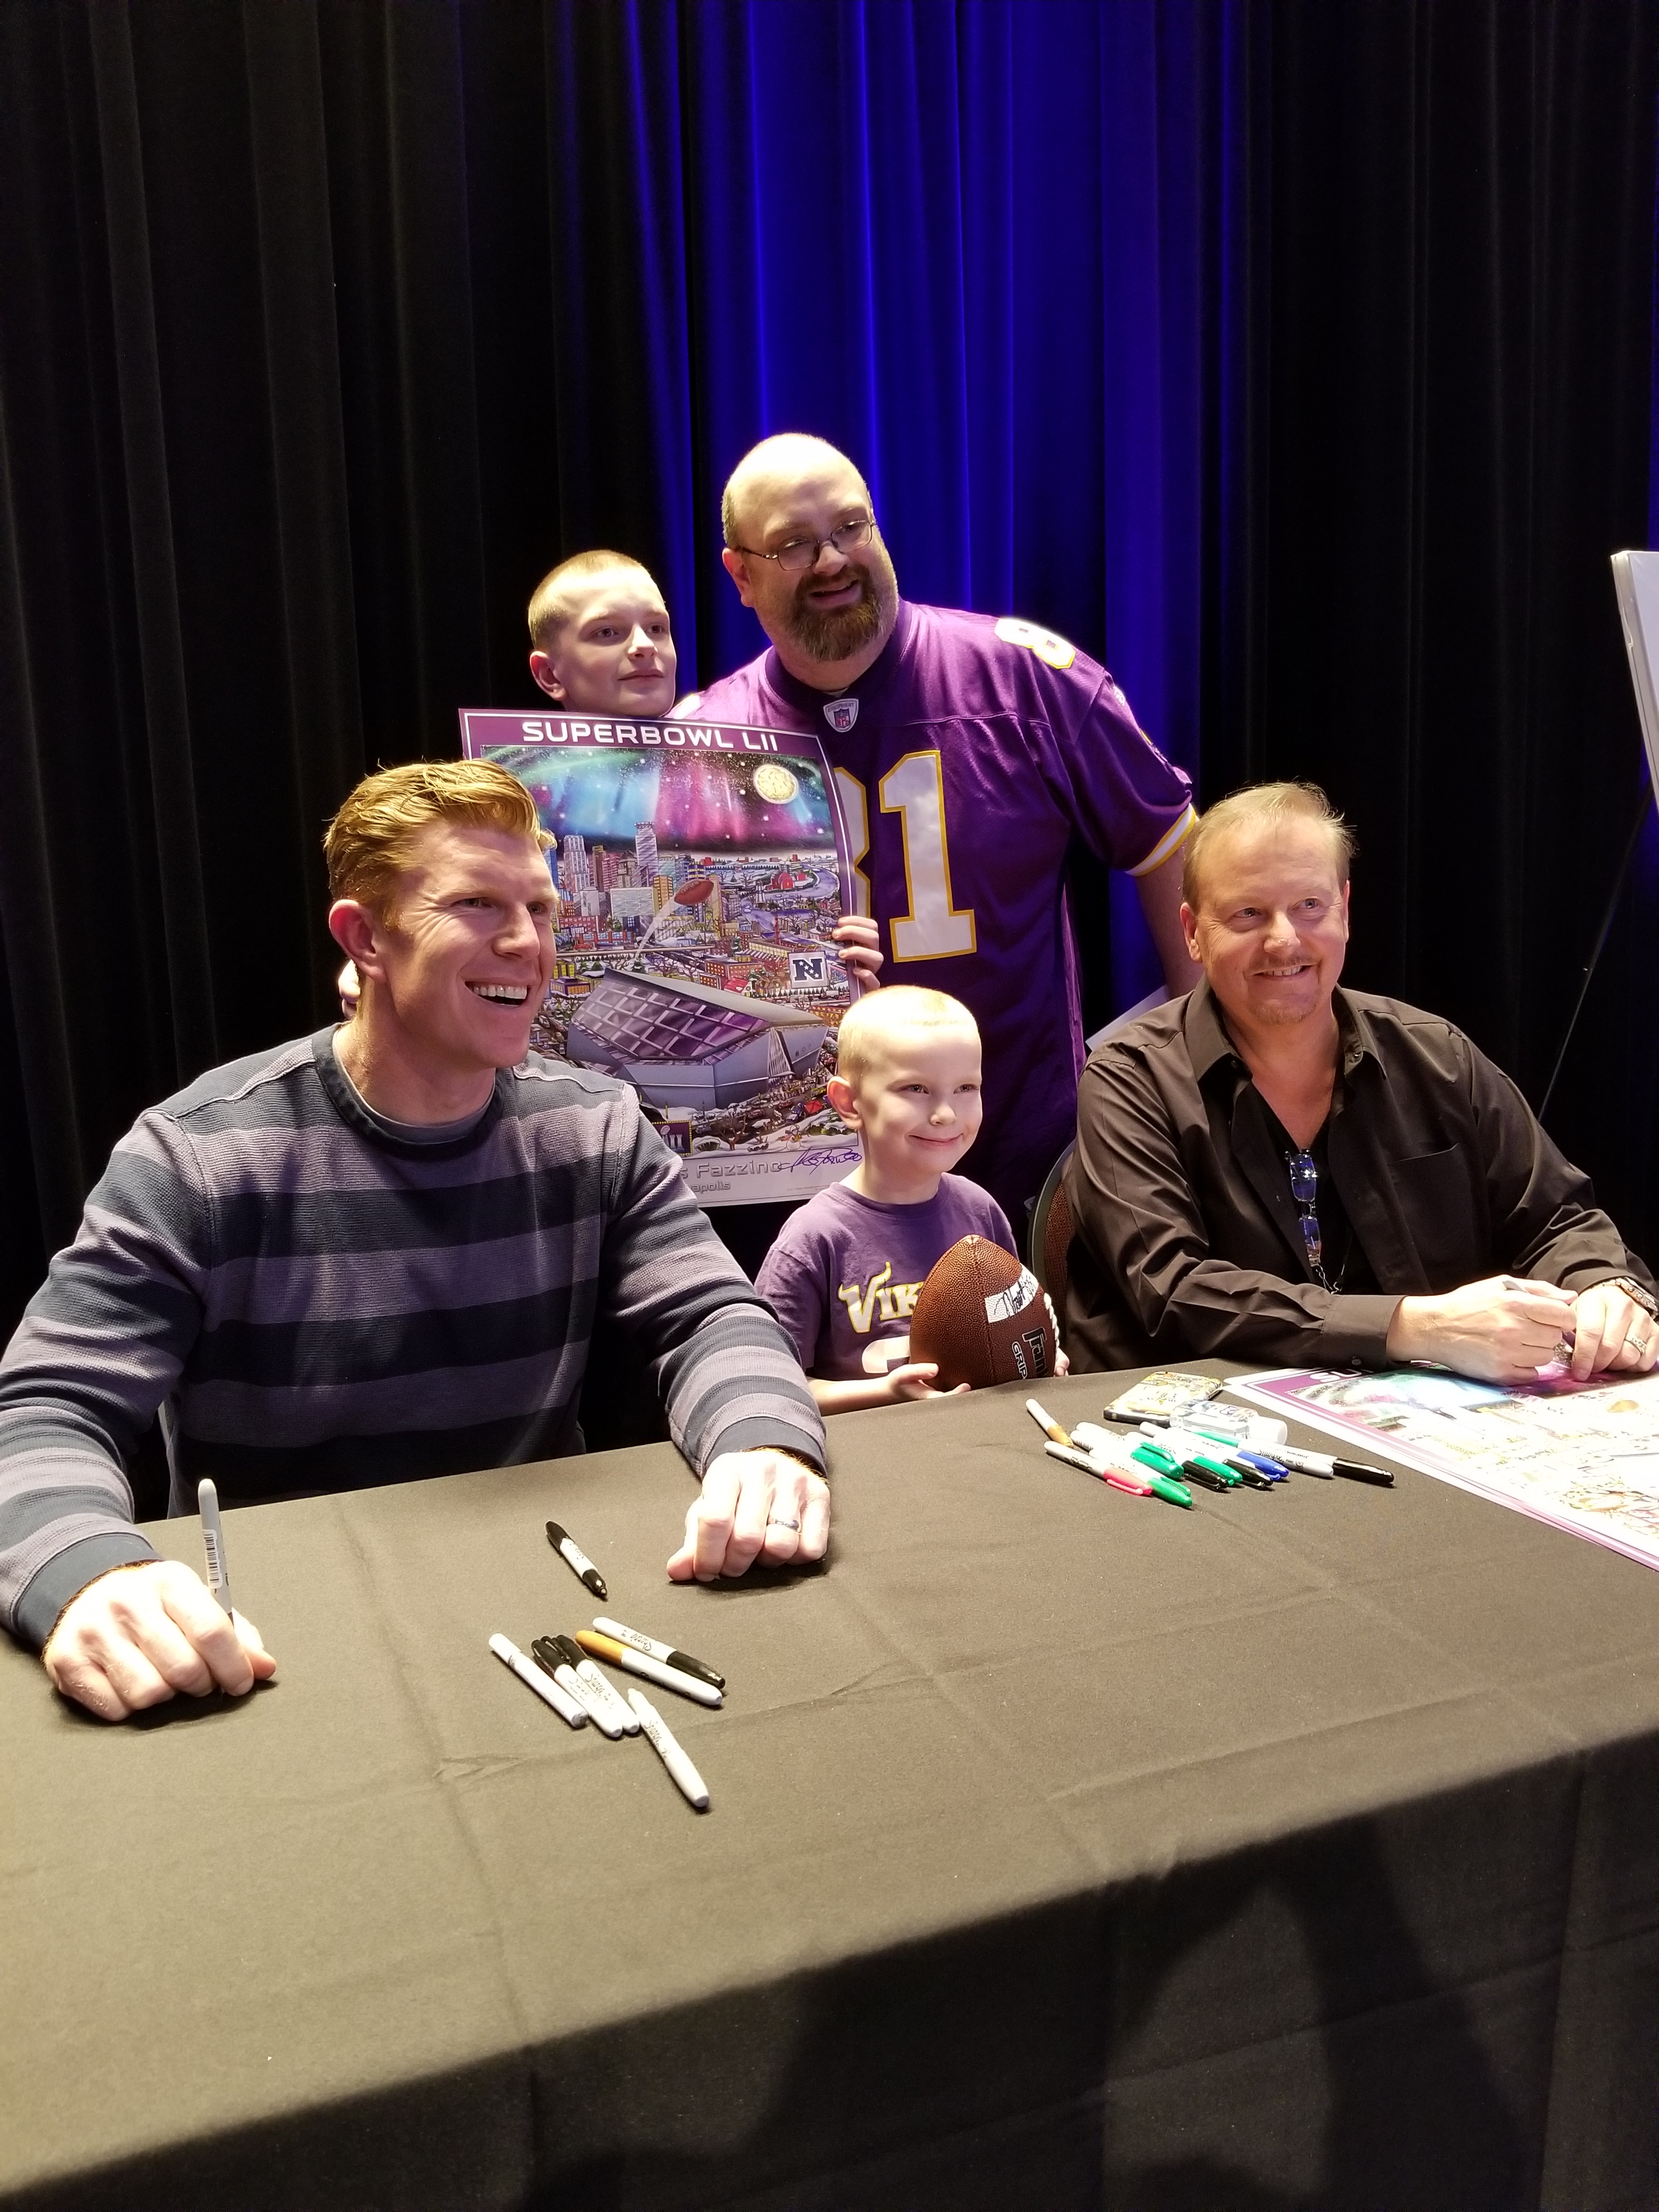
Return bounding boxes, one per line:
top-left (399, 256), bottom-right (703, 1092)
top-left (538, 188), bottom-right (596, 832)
top-left (556, 0), bottom-right (1239, 1012)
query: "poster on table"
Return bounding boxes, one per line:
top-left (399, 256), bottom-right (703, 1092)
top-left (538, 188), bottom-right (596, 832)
top-left (459, 707), bottom-right (862, 1206)
top-left (1228, 1365), bottom-right (1659, 1573)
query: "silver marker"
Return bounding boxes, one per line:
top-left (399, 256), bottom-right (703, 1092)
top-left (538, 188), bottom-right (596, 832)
top-left (592, 1616), bottom-right (726, 1691)
top-left (628, 1688), bottom-right (710, 1811)
top-left (198, 1477), bottom-right (234, 1616)
top-left (489, 1633), bottom-right (588, 1728)
top-left (575, 1629), bottom-right (723, 1707)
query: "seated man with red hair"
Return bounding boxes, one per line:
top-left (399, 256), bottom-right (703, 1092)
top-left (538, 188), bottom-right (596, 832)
top-left (0, 760), bottom-right (828, 1721)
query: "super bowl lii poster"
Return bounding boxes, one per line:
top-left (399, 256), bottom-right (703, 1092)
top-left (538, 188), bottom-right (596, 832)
top-left (459, 709), bottom-right (864, 1205)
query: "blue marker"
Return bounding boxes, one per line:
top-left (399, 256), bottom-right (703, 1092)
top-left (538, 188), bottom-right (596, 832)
top-left (1232, 1449), bottom-right (1289, 1482)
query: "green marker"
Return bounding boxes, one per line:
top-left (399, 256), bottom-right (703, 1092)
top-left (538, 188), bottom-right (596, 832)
top-left (1188, 1450), bottom-right (1243, 1487)
top-left (1132, 1440), bottom-right (1181, 1476)
top-left (1148, 1470), bottom-right (1194, 1509)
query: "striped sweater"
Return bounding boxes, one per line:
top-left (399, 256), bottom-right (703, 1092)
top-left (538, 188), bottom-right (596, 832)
top-left (0, 1031), bottom-right (825, 1648)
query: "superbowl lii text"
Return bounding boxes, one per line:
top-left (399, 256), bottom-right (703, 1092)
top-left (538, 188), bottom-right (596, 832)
top-left (515, 719), bottom-right (785, 752)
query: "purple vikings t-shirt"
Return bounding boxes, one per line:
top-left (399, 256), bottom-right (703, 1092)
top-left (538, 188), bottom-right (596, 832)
top-left (683, 601), bottom-right (1194, 1225)
top-left (755, 1175), bottom-right (1017, 1381)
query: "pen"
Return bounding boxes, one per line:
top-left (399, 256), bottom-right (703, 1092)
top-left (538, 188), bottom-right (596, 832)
top-left (198, 1477), bottom-right (234, 1616)
top-left (1269, 1443), bottom-right (1393, 1486)
top-left (593, 1616), bottom-right (726, 1691)
top-left (546, 1520), bottom-right (608, 1599)
top-left (1026, 1398), bottom-right (1073, 1447)
top-left (489, 1632), bottom-right (589, 1728)
top-left (529, 1637), bottom-right (629, 1738)
top-left (627, 1689), bottom-right (710, 1812)
top-left (552, 1633), bottom-right (640, 1734)
top-left (575, 1628), bottom-right (724, 1707)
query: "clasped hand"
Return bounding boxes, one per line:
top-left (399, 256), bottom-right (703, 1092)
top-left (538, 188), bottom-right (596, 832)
top-left (1386, 1275), bottom-right (1659, 1385)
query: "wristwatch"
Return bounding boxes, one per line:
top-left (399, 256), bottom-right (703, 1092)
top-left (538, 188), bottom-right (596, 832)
top-left (1605, 1274), bottom-right (1658, 1319)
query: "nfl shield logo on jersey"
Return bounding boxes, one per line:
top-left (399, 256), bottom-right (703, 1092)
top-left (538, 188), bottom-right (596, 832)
top-left (823, 697), bottom-right (860, 735)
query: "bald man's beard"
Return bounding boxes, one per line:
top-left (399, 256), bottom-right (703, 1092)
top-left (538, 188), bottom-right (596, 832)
top-left (783, 566), bottom-right (895, 663)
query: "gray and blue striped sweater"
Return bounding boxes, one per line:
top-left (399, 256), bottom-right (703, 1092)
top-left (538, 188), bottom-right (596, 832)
top-left (0, 1031), bottom-right (825, 1647)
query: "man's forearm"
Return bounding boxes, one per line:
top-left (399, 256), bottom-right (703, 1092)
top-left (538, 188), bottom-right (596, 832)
top-left (0, 1421), bottom-right (154, 1648)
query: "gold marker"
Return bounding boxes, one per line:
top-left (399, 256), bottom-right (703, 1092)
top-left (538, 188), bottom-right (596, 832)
top-left (1025, 1398), bottom-right (1071, 1448)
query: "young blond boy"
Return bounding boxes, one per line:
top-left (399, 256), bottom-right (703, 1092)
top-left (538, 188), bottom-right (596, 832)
top-left (755, 988), bottom-right (1026, 1411)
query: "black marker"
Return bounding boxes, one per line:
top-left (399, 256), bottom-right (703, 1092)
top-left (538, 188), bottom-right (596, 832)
top-left (546, 1520), bottom-right (607, 1599)
top-left (1178, 1460), bottom-right (1232, 1493)
top-left (1268, 1444), bottom-right (1393, 1487)
top-left (594, 1616), bottom-right (726, 1691)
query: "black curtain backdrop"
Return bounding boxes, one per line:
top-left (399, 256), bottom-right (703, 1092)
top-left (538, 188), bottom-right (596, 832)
top-left (1, 0), bottom-right (1656, 1345)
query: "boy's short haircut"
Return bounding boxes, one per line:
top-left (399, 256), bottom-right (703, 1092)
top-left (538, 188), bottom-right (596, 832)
top-left (1181, 781), bottom-right (1356, 909)
top-left (833, 986), bottom-right (979, 1087)
top-left (527, 550), bottom-right (655, 652)
top-left (325, 759), bottom-right (552, 919)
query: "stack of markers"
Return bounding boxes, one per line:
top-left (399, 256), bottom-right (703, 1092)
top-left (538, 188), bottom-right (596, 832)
top-left (1025, 1399), bottom-right (1393, 1500)
top-left (488, 1521), bottom-right (725, 1812)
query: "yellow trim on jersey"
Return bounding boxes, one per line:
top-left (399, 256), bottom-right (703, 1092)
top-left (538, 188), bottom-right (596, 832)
top-left (1127, 803), bottom-right (1197, 878)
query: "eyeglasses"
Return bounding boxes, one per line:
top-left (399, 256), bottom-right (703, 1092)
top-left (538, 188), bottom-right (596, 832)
top-left (731, 518), bottom-right (875, 573)
top-left (1285, 1149), bottom-right (1331, 1290)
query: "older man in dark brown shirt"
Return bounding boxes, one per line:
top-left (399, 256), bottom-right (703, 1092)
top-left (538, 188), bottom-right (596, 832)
top-left (1063, 782), bottom-right (1657, 1383)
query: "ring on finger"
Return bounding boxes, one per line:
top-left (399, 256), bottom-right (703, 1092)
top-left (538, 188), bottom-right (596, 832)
top-left (766, 1514), bottom-right (800, 1532)
top-left (1627, 1330), bottom-right (1650, 1357)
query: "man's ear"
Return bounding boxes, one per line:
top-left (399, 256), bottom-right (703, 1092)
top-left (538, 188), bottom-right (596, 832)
top-left (721, 547), bottom-right (757, 608)
top-left (329, 898), bottom-right (385, 977)
top-left (529, 651), bottom-right (565, 701)
top-left (826, 1074), bottom-right (860, 1127)
top-left (1179, 901), bottom-right (1201, 964)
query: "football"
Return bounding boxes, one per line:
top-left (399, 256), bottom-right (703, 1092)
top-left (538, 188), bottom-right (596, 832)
top-left (909, 1235), bottom-right (1059, 1391)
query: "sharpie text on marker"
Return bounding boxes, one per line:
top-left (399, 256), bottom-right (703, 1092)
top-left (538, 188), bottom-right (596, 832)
top-left (575, 1629), bottom-right (723, 1707)
top-left (592, 1617), bottom-right (725, 1691)
top-left (628, 1689), bottom-right (710, 1811)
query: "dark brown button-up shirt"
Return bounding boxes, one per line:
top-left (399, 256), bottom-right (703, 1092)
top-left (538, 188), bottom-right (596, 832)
top-left (1062, 981), bottom-right (1652, 1373)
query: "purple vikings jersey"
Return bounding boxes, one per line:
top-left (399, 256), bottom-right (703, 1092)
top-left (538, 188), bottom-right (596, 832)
top-left (682, 601), bottom-right (1194, 1226)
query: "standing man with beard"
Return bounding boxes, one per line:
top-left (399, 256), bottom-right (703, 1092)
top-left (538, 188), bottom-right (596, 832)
top-left (676, 433), bottom-right (1200, 1232)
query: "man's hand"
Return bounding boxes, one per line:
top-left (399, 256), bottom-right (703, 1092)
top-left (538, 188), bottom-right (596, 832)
top-left (667, 1448), bottom-right (831, 1583)
top-left (1385, 1276), bottom-right (1578, 1384)
top-left (1566, 1282), bottom-right (1659, 1381)
top-left (42, 1560), bottom-right (276, 1723)
top-left (830, 915), bottom-right (883, 988)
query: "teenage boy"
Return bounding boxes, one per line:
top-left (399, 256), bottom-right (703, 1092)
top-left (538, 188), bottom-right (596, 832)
top-left (339, 550), bottom-right (879, 1014)
top-left (757, 988), bottom-right (1062, 1412)
top-left (528, 549), bottom-right (679, 717)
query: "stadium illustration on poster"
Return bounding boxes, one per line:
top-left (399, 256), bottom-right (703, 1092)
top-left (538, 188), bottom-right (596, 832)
top-left (458, 709), bottom-right (862, 1204)
top-left (1227, 1365), bottom-right (1659, 1573)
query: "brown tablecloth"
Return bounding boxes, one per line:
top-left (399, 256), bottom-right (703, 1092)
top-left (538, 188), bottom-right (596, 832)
top-left (5, 1369), bottom-right (1659, 2211)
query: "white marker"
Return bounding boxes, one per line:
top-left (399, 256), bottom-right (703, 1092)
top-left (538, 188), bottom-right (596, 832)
top-left (1025, 1398), bottom-right (1071, 1447)
top-left (550, 1634), bottom-right (640, 1735)
top-left (529, 1638), bottom-right (625, 1738)
top-left (489, 1633), bottom-right (588, 1728)
top-left (628, 1688), bottom-right (710, 1811)
top-left (575, 1629), bottom-right (723, 1707)
top-left (592, 1617), bottom-right (726, 1691)
top-left (198, 1477), bottom-right (234, 1616)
